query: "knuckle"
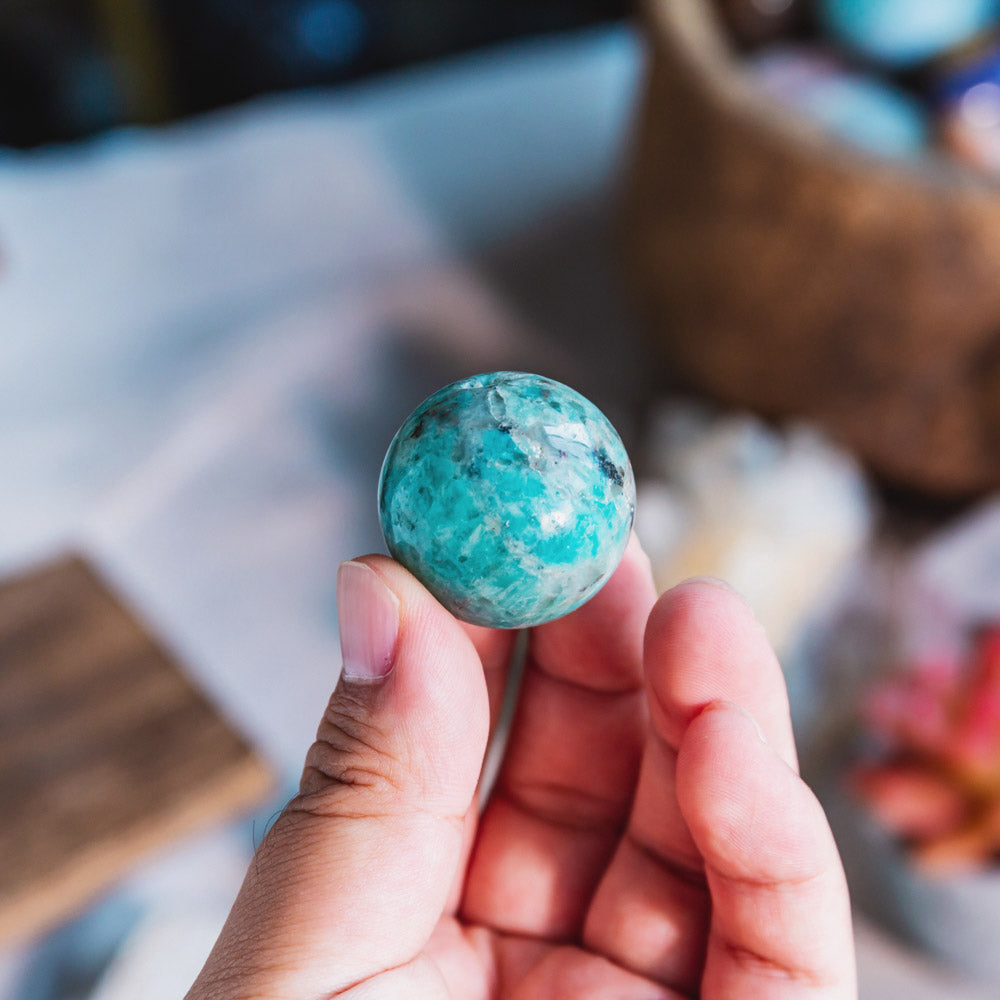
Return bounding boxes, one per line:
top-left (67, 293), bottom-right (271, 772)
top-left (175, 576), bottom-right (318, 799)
top-left (500, 775), bottom-right (627, 833)
top-left (722, 939), bottom-right (835, 990)
top-left (293, 689), bottom-right (407, 814)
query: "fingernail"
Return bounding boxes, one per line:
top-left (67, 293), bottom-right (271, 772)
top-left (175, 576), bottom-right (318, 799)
top-left (338, 561), bottom-right (400, 682)
top-left (719, 700), bottom-right (769, 745)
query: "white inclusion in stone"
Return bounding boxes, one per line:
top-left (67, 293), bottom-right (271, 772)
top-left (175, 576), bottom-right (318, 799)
top-left (538, 508), bottom-right (571, 534)
top-left (484, 513), bottom-right (507, 534)
top-left (505, 421), bottom-right (546, 467)
top-left (486, 388), bottom-right (508, 423)
top-left (543, 421), bottom-right (592, 448)
top-left (460, 522), bottom-right (484, 554)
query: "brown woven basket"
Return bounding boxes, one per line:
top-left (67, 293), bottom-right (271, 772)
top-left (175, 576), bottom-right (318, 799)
top-left (624, 0), bottom-right (1000, 498)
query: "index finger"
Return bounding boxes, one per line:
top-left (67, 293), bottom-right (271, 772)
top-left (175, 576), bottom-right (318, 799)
top-left (644, 579), bottom-right (798, 769)
top-left (678, 703), bottom-right (856, 998)
top-left (581, 579), bottom-right (800, 993)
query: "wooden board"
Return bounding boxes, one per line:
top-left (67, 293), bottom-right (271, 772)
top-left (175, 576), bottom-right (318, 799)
top-left (0, 554), bottom-right (274, 945)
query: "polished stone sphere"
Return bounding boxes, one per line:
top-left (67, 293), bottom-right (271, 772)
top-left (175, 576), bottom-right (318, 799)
top-left (378, 372), bottom-right (635, 628)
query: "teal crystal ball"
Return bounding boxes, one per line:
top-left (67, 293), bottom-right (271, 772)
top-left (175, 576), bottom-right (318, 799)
top-left (378, 372), bottom-right (636, 628)
top-left (819, 0), bottom-right (1000, 68)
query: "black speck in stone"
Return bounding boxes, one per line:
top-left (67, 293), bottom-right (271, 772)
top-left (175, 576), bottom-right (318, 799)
top-left (595, 449), bottom-right (624, 488)
top-left (497, 423), bottom-right (513, 435)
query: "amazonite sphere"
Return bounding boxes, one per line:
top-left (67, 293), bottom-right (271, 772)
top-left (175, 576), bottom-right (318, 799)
top-left (378, 372), bottom-right (635, 628)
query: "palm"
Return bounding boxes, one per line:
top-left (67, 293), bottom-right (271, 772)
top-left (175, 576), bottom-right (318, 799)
top-left (426, 918), bottom-right (672, 998)
top-left (405, 547), bottom-right (842, 999)
top-left (417, 571), bottom-right (700, 999)
top-left (190, 544), bottom-right (855, 1000)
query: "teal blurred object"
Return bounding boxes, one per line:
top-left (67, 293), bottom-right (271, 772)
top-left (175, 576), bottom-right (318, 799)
top-left (749, 46), bottom-right (930, 158)
top-left (378, 372), bottom-right (635, 628)
top-left (819, 0), bottom-right (1000, 67)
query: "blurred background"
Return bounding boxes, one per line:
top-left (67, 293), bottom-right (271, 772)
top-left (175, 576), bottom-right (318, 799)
top-left (5, 1), bottom-right (1000, 997)
top-left (0, 0), bottom-right (629, 146)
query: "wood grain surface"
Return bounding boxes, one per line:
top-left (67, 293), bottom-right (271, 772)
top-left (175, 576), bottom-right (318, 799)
top-left (0, 554), bottom-right (273, 945)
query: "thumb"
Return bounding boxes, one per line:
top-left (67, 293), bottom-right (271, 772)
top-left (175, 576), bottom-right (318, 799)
top-left (187, 556), bottom-right (491, 1000)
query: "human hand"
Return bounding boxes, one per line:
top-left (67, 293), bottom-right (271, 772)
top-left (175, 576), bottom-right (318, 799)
top-left (187, 537), bottom-right (856, 999)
